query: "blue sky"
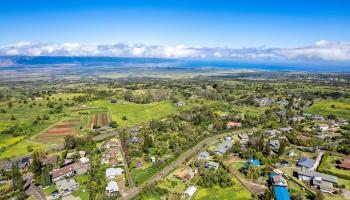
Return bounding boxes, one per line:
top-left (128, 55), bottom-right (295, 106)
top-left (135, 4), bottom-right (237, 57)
top-left (1, 0), bottom-right (350, 48)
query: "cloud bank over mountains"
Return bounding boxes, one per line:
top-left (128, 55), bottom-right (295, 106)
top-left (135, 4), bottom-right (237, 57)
top-left (0, 40), bottom-right (350, 62)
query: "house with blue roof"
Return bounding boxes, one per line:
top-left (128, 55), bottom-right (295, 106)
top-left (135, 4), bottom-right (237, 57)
top-left (244, 159), bottom-right (260, 168)
top-left (274, 186), bottom-right (291, 200)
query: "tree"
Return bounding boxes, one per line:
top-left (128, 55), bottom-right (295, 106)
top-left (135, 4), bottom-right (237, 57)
top-left (109, 121), bottom-right (118, 128)
top-left (278, 140), bottom-right (287, 156)
top-left (41, 166), bottom-right (51, 187)
top-left (64, 135), bottom-right (76, 149)
top-left (143, 134), bottom-right (154, 152)
top-left (31, 151), bottom-right (42, 176)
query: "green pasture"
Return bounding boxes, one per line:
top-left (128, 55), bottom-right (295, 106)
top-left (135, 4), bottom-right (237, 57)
top-left (87, 100), bottom-right (178, 127)
top-left (306, 98), bottom-right (350, 120)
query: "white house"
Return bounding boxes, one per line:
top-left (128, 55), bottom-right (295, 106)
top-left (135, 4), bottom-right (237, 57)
top-left (80, 157), bottom-right (90, 165)
top-left (183, 185), bottom-right (197, 198)
top-left (106, 181), bottom-right (119, 194)
top-left (106, 168), bottom-right (124, 180)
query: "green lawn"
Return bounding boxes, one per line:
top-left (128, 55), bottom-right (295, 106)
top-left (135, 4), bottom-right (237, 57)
top-left (158, 166), bottom-right (187, 194)
top-left (0, 140), bottom-right (48, 160)
top-left (194, 178), bottom-right (253, 200)
top-left (131, 164), bottom-right (161, 186)
top-left (230, 162), bottom-right (245, 171)
top-left (0, 135), bottom-right (24, 148)
top-left (306, 98), bottom-right (350, 120)
top-left (43, 185), bottom-right (58, 195)
top-left (87, 100), bottom-right (178, 127)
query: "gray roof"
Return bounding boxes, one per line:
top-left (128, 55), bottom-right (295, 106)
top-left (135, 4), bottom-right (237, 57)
top-left (297, 157), bottom-right (315, 169)
top-left (207, 161), bottom-right (220, 168)
top-left (266, 129), bottom-right (281, 136)
top-left (280, 127), bottom-right (293, 132)
top-left (239, 133), bottom-right (249, 140)
top-left (198, 151), bottom-right (209, 159)
top-left (298, 169), bottom-right (337, 183)
top-left (106, 181), bottom-right (119, 192)
top-left (214, 140), bottom-right (232, 155)
top-left (269, 140), bottom-right (280, 149)
top-left (56, 178), bottom-right (79, 192)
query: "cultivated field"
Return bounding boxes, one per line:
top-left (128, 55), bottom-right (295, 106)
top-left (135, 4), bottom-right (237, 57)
top-left (33, 119), bottom-right (80, 144)
top-left (90, 113), bottom-right (109, 128)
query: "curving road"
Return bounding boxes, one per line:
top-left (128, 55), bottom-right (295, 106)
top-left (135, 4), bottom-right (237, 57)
top-left (122, 129), bottom-right (245, 200)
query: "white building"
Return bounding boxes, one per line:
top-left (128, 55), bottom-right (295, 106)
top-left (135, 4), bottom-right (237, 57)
top-left (106, 168), bottom-right (124, 180)
top-left (183, 185), bottom-right (197, 198)
top-left (106, 181), bottom-right (119, 194)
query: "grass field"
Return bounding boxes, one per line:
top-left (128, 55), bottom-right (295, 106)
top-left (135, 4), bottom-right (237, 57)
top-left (306, 98), bottom-right (350, 120)
top-left (87, 100), bottom-right (178, 127)
top-left (131, 163), bottom-right (161, 186)
top-left (194, 177), bottom-right (253, 200)
top-left (0, 140), bottom-right (48, 160)
top-left (0, 135), bottom-right (24, 148)
top-left (158, 166), bottom-right (187, 194)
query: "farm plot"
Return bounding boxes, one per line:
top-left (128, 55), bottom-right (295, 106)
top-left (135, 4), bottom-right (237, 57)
top-left (90, 113), bottom-right (109, 128)
top-left (34, 120), bottom-right (80, 144)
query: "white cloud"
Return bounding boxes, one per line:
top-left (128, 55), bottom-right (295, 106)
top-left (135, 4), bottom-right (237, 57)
top-left (0, 40), bottom-right (349, 62)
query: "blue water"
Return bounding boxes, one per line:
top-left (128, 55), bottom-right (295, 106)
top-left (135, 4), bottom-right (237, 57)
top-left (1, 56), bottom-right (349, 72)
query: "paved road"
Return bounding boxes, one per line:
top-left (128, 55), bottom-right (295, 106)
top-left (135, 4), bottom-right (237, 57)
top-left (24, 174), bottom-right (47, 200)
top-left (122, 130), bottom-right (245, 200)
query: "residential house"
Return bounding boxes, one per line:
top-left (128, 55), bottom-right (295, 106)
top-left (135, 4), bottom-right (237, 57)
top-left (312, 116), bottom-right (325, 121)
top-left (290, 116), bottom-right (305, 123)
top-left (106, 181), bottom-right (119, 194)
top-left (296, 169), bottom-right (337, 193)
top-left (338, 157), bottom-right (350, 171)
top-left (197, 151), bottom-right (209, 161)
top-left (270, 174), bottom-right (288, 187)
top-left (205, 161), bottom-right (220, 171)
top-left (238, 133), bottom-right (249, 145)
top-left (174, 167), bottom-right (194, 182)
top-left (226, 121), bottom-right (242, 129)
top-left (56, 178), bottom-right (79, 195)
top-left (255, 97), bottom-right (274, 107)
top-left (150, 156), bottom-right (156, 164)
top-left (79, 151), bottom-right (86, 157)
top-left (269, 140), bottom-right (280, 151)
top-left (266, 129), bottom-right (281, 138)
top-left (280, 127), bottom-right (293, 133)
top-left (277, 99), bottom-right (289, 106)
top-left (106, 168), bottom-right (124, 180)
top-left (51, 163), bottom-right (79, 182)
top-left (214, 139), bottom-right (233, 155)
top-left (313, 177), bottom-right (334, 193)
top-left (80, 157), bottom-right (90, 165)
top-left (183, 186), bottom-right (197, 198)
top-left (314, 124), bottom-right (329, 132)
top-left (296, 157), bottom-right (315, 169)
top-left (41, 156), bottom-right (58, 166)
